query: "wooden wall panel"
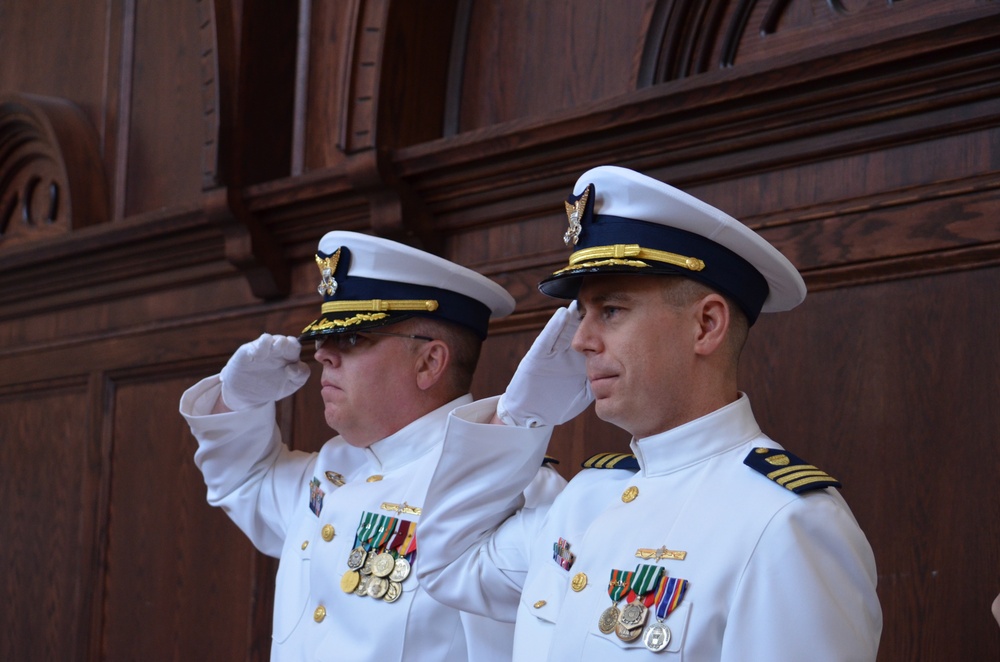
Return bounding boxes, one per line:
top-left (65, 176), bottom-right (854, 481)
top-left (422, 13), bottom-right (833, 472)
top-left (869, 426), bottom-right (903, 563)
top-left (2, 0), bottom-right (1000, 659)
top-left (0, 383), bottom-right (94, 661)
top-left (739, 266), bottom-right (1000, 661)
top-left (124, 2), bottom-right (208, 215)
top-left (0, 2), bottom-right (109, 128)
top-left (454, 0), bottom-right (656, 131)
top-left (100, 371), bottom-right (267, 660)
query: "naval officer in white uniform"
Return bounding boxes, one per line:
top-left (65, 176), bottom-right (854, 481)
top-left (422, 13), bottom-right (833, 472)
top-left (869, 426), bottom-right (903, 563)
top-left (417, 166), bottom-right (882, 660)
top-left (179, 231), bottom-right (565, 661)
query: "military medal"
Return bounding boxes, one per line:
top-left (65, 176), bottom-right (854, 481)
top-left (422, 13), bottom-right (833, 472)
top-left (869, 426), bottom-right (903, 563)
top-left (643, 623), bottom-right (671, 651)
top-left (369, 516), bottom-right (399, 578)
top-left (354, 573), bottom-right (371, 597)
top-left (386, 518), bottom-right (413, 582)
top-left (366, 576), bottom-right (389, 599)
top-left (346, 546), bottom-right (367, 570)
top-left (616, 564), bottom-right (661, 639)
top-left (372, 552), bottom-right (395, 578)
top-left (618, 601), bottom-right (648, 632)
top-left (643, 574), bottom-right (690, 653)
top-left (383, 580), bottom-right (403, 603)
top-left (347, 512), bottom-right (377, 570)
top-left (389, 556), bottom-right (411, 582)
top-left (359, 514), bottom-right (390, 576)
top-left (598, 569), bottom-right (633, 634)
top-left (598, 606), bottom-right (621, 635)
top-left (393, 520), bottom-right (418, 583)
top-left (615, 621), bottom-right (641, 642)
top-left (340, 570), bottom-right (361, 593)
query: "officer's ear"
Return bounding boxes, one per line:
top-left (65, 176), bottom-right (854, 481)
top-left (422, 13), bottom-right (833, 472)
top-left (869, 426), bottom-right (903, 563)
top-left (692, 293), bottom-right (730, 358)
top-left (414, 339), bottom-right (450, 391)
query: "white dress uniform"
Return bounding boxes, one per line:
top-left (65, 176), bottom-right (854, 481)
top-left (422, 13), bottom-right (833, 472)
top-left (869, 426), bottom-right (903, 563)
top-left (180, 378), bottom-right (565, 661)
top-left (417, 395), bottom-right (882, 661)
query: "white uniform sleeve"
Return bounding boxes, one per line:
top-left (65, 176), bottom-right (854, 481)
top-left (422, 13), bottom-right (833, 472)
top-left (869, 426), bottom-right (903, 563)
top-left (418, 396), bottom-right (558, 622)
top-left (721, 491), bottom-right (882, 661)
top-left (460, 463), bottom-right (566, 660)
top-left (179, 375), bottom-right (315, 558)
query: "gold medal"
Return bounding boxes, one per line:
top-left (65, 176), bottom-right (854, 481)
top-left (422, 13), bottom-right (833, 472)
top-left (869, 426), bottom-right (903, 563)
top-left (372, 552), bottom-right (396, 578)
top-left (366, 576), bottom-right (389, 599)
top-left (615, 621), bottom-right (642, 642)
top-left (340, 570), bottom-right (360, 593)
top-left (598, 605), bottom-right (620, 634)
top-left (389, 557), bottom-right (411, 582)
top-left (383, 580), bottom-right (403, 603)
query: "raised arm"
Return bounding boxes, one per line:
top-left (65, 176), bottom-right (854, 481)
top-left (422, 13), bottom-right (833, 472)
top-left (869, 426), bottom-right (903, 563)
top-left (417, 305), bottom-right (592, 619)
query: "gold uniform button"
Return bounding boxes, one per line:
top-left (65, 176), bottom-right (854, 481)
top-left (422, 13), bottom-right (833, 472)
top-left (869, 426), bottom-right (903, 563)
top-left (622, 486), bottom-right (639, 503)
top-left (321, 524), bottom-right (335, 542)
top-left (301, 540), bottom-right (309, 550)
top-left (313, 605), bottom-right (326, 622)
top-left (533, 600), bottom-right (547, 609)
top-left (571, 572), bottom-right (588, 591)
top-left (366, 475), bottom-right (383, 483)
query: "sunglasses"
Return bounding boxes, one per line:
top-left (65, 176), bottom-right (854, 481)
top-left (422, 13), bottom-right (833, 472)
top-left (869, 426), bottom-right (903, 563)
top-left (314, 331), bottom-right (435, 352)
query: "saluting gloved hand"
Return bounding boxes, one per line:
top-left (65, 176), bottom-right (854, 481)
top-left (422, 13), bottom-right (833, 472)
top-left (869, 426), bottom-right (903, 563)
top-left (496, 301), bottom-right (593, 427)
top-left (220, 333), bottom-right (311, 410)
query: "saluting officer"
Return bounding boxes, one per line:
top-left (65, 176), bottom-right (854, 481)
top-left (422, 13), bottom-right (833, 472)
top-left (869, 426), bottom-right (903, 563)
top-left (179, 231), bottom-right (565, 661)
top-left (417, 166), bottom-right (882, 660)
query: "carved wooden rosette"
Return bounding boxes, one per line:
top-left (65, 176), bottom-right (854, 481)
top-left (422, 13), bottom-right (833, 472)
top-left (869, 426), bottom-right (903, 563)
top-left (0, 93), bottom-right (108, 247)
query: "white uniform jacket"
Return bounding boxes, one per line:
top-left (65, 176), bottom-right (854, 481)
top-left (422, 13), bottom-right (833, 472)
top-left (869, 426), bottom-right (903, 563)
top-left (180, 377), bottom-right (565, 662)
top-left (418, 395), bottom-right (882, 661)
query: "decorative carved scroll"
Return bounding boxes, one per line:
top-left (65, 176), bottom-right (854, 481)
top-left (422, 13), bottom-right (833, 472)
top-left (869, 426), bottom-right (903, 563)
top-left (0, 93), bottom-right (108, 247)
top-left (640, 0), bottom-right (904, 82)
top-left (196, 0), bottom-right (290, 299)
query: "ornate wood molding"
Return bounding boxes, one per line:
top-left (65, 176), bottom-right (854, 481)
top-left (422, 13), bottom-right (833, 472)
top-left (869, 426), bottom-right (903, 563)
top-left (196, 0), bottom-right (290, 300)
top-left (0, 93), bottom-right (108, 247)
top-left (333, 0), bottom-right (439, 248)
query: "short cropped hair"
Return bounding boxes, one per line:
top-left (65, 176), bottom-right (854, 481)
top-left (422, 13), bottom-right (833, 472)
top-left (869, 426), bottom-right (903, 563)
top-left (659, 278), bottom-right (749, 362)
top-left (405, 317), bottom-right (483, 395)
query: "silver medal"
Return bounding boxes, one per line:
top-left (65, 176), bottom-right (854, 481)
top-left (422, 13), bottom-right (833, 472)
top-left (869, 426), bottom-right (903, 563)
top-left (643, 622), bottom-right (671, 652)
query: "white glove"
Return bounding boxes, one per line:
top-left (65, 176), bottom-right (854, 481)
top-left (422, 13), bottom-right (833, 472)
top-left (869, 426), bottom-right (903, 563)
top-left (496, 302), bottom-right (593, 427)
top-left (219, 333), bottom-right (311, 410)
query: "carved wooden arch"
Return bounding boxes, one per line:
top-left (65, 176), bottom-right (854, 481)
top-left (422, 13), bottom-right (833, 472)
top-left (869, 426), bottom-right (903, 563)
top-left (329, 0), bottom-right (456, 249)
top-left (196, 0), bottom-right (295, 299)
top-left (640, 0), bottom-right (902, 83)
top-left (0, 93), bottom-right (108, 247)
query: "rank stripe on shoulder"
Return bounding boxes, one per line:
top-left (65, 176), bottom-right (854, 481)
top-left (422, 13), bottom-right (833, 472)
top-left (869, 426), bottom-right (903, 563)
top-left (543, 455), bottom-right (560, 465)
top-left (743, 447), bottom-right (841, 494)
top-left (581, 453), bottom-right (639, 471)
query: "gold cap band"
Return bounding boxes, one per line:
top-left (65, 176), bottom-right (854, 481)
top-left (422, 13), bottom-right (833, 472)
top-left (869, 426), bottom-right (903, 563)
top-left (320, 299), bottom-right (439, 314)
top-left (552, 244), bottom-right (704, 276)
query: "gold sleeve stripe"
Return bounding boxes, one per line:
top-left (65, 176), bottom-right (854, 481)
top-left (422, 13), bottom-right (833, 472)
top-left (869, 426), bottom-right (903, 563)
top-left (770, 469), bottom-right (839, 488)
top-left (784, 475), bottom-right (840, 491)
top-left (584, 452), bottom-right (633, 468)
top-left (766, 464), bottom-right (820, 479)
